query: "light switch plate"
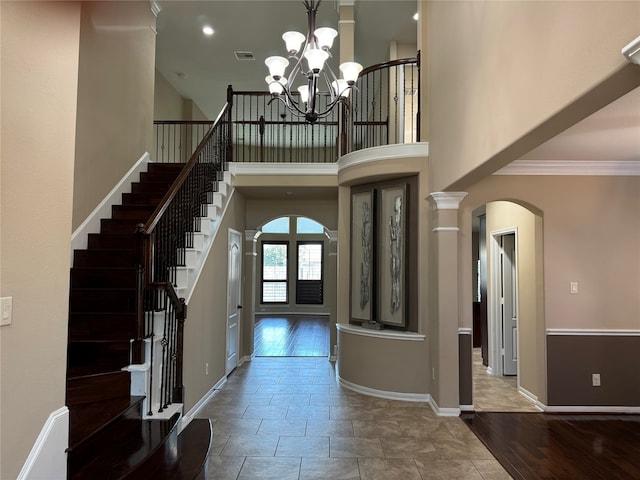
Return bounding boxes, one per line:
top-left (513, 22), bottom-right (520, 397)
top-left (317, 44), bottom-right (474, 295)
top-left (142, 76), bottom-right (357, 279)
top-left (1, 297), bottom-right (12, 326)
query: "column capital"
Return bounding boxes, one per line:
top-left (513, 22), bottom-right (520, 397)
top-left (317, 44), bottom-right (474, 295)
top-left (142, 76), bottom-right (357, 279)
top-left (427, 192), bottom-right (468, 211)
top-left (326, 230), bottom-right (339, 242)
top-left (244, 230), bottom-right (262, 241)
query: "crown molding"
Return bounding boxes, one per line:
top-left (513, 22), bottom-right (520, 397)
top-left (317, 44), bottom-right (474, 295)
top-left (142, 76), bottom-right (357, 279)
top-left (150, 0), bottom-right (161, 17)
top-left (494, 160), bottom-right (640, 176)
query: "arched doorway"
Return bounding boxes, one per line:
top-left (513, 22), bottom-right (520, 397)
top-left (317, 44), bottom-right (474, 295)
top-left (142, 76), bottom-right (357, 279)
top-left (469, 200), bottom-right (543, 412)
top-left (253, 215), bottom-right (333, 357)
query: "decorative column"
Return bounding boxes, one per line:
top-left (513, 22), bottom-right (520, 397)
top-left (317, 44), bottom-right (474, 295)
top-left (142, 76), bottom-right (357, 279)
top-left (426, 192), bottom-right (467, 414)
top-left (243, 230), bottom-right (261, 360)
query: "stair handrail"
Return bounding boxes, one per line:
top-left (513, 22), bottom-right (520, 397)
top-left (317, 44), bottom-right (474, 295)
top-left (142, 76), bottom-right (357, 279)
top-left (143, 104), bottom-right (231, 235)
top-left (135, 102), bottom-right (231, 414)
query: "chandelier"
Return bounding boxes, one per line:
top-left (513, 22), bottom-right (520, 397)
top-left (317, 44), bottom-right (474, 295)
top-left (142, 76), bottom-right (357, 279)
top-left (264, 0), bottom-right (363, 123)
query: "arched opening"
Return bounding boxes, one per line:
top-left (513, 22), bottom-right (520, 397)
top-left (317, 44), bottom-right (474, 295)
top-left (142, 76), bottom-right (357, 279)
top-left (253, 215), bottom-right (332, 357)
top-left (470, 200), bottom-right (543, 412)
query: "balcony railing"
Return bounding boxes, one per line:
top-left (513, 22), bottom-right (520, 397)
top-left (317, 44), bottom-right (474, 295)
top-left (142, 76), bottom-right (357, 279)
top-left (228, 55), bottom-right (419, 163)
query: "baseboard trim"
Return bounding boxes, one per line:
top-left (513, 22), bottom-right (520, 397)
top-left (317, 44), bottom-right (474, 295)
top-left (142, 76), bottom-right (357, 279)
top-left (459, 404), bottom-right (475, 412)
top-left (540, 405), bottom-right (640, 414)
top-left (429, 397), bottom-right (461, 417)
top-left (17, 406), bottom-right (68, 480)
top-left (337, 375), bottom-right (430, 403)
top-left (546, 328), bottom-right (640, 336)
top-left (180, 375), bottom-right (227, 431)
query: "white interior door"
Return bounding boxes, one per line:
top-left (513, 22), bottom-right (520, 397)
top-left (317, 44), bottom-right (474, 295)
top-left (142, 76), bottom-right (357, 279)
top-left (500, 233), bottom-right (518, 376)
top-left (226, 229), bottom-right (242, 375)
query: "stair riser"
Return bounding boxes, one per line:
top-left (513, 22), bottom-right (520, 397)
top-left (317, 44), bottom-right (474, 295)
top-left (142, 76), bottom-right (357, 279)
top-left (68, 313), bottom-right (137, 341)
top-left (121, 192), bottom-right (166, 206)
top-left (111, 205), bottom-right (156, 220)
top-left (131, 182), bottom-right (174, 195)
top-left (67, 342), bottom-right (131, 376)
top-left (70, 268), bottom-right (137, 289)
top-left (101, 218), bottom-right (144, 234)
top-left (139, 171), bottom-right (182, 183)
top-left (69, 290), bottom-right (137, 314)
top-left (87, 233), bottom-right (138, 250)
top-left (66, 371), bottom-right (130, 406)
top-left (73, 250), bottom-right (138, 268)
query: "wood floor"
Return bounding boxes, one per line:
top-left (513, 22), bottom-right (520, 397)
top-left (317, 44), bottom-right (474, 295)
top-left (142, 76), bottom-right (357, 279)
top-left (462, 412), bottom-right (640, 480)
top-left (254, 315), bottom-right (329, 357)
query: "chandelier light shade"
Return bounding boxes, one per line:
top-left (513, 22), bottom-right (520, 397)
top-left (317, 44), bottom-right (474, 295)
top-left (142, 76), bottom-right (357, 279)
top-left (264, 0), bottom-right (362, 123)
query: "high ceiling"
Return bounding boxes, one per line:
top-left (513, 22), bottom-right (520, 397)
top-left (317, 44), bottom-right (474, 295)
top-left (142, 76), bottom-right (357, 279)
top-left (155, 0), bottom-right (419, 120)
top-left (154, 1), bottom-right (640, 177)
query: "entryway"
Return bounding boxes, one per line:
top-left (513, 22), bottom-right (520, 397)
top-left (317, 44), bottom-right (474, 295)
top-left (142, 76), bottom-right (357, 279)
top-left (471, 201), bottom-right (544, 412)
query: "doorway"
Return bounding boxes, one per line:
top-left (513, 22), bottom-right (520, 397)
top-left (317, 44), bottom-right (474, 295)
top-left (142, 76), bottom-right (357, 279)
top-left (471, 202), bottom-right (541, 412)
top-left (252, 215), bottom-right (332, 358)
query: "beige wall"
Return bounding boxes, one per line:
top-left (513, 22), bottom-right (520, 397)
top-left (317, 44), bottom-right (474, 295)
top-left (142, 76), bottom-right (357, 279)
top-left (0, 2), bottom-right (81, 477)
top-left (336, 153), bottom-right (432, 399)
top-left (154, 70), bottom-right (185, 120)
top-left (152, 71), bottom-right (210, 122)
top-left (424, 0), bottom-right (640, 192)
top-left (485, 201), bottom-right (543, 400)
top-left (182, 191), bottom-right (246, 411)
top-left (460, 175), bottom-right (640, 404)
top-left (338, 330), bottom-right (429, 395)
top-left (73, 1), bottom-right (156, 230)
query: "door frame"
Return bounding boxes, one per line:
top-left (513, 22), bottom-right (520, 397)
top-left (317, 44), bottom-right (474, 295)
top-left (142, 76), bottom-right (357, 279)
top-left (226, 228), bottom-right (243, 375)
top-left (488, 227), bottom-right (520, 380)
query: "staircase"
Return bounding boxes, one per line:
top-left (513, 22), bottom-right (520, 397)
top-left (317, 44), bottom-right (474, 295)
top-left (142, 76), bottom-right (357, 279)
top-left (66, 162), bottom-right (212, 479)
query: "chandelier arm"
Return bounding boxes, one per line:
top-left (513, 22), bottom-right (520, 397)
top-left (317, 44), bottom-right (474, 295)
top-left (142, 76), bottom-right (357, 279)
top-left (319, 64), bottom-right (340, 103)
top-left (311, 95), bottom-right (349, 120)
top-left (275, 82), bottom-right (308, 117)
top-left (267, 95), bottom-right (309, 119)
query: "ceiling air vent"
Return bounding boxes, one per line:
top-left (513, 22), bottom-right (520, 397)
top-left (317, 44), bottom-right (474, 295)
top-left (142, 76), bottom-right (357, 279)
top-left (235, 51), bottom-right (255, 61)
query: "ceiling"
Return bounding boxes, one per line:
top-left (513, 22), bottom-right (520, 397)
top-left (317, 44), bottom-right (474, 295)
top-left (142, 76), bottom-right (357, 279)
top-left (155, 0), bottom-right (419, 120)
top-left (154, 0), bottom-right (640, 184)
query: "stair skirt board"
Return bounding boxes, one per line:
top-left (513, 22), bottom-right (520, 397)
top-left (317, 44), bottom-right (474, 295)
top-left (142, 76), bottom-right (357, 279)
top-left (70, 152), bottom-right (150, 260)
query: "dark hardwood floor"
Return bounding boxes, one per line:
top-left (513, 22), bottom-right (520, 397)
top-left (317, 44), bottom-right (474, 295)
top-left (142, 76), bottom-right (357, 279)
top-left (254, 315), bottom-right (329, 357)
top-left (462, 412), bottom-right (640, 480)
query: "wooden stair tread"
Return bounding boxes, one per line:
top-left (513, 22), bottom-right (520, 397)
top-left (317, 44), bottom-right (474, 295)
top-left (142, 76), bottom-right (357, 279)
top-left (69, 413), bottom-right (180, 480)
top-left (170, 419), bottom-right (213, 480)
top-left (68, 396), bottom-right (145, 450)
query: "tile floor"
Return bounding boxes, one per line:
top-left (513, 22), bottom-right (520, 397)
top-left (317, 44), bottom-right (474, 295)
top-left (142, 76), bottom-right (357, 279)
top-left (471, 349), bottom-right (539, 412)
top-left (196, 357), bottom-right (513, 479)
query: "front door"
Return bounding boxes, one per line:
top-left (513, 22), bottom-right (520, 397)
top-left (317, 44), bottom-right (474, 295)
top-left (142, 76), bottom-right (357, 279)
top-left (226, 229), bottom-right (242, 375)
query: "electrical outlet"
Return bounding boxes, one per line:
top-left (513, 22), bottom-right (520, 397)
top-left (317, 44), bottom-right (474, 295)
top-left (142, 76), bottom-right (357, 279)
top-left (592, 373), bottom-right (600, 387)
top-left (570, 282), bottom-right (579, 294)
top-left (205, 363), bottom-right (209, 375)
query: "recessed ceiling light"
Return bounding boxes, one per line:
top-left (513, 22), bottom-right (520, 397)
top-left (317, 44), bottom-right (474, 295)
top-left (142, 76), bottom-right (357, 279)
top-left (413, 13), bottom-right (419, 21)
top-left (202, 25), bottom-right (214, 36)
